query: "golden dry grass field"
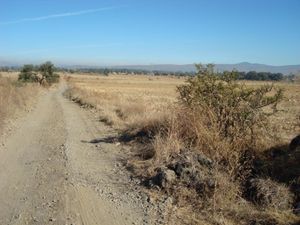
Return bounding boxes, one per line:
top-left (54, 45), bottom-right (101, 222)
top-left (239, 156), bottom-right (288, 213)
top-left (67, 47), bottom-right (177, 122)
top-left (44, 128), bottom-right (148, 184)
top-left (64, 73), bottom-right (185, 130)
top-left (0, 71), bottom-right (19, 78)
top-left (65, 73), bottom-right (300, 141)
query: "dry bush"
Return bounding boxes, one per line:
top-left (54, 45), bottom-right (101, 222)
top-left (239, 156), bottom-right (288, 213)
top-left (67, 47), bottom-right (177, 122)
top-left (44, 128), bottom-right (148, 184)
top-left (148, 64), bottom-right (284, 175)
top-left (0, 77), bottom-right (38, 130)
top-left (142, 65), bottom-right (297, 224)
top-left (176, 64), bottom-right (283, 173)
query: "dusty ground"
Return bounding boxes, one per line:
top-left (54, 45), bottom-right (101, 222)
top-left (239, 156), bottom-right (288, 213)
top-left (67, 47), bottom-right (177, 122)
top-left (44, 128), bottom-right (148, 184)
top-left (0, 83), bottom-right (164, 225)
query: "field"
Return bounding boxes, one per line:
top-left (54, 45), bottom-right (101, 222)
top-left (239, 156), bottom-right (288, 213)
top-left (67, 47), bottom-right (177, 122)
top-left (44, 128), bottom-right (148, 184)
top-left (65, 72), bottom-right (300, 225)
top-left (0, 72), bottom-right (40, 131)
top-left (64, 74), bottom-right (185, 129)
top-left (65, 73), bottom-right (300, 139)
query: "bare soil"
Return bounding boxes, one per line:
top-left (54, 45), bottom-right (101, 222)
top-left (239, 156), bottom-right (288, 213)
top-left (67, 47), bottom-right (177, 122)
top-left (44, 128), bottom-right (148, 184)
top-left (0, 84), bottom-right (162, 225)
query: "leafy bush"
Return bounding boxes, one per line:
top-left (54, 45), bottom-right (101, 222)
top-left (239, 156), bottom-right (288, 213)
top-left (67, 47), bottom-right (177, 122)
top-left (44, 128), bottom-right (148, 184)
top-left (178, 64), bottom-right (283, 148)
top-left (171, 64), bottom-right (285, 177)
top-left (18, 61), bottom-right (59, 85)
top-left (39, 61), bottom-right (59, 84)
top-left (18, 64), bottom-right (39, 82)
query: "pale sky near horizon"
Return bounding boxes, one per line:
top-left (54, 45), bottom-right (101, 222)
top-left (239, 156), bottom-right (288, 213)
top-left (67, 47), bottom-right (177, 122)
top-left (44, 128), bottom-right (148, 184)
top-left (0, 0), bottom-right (299, 66)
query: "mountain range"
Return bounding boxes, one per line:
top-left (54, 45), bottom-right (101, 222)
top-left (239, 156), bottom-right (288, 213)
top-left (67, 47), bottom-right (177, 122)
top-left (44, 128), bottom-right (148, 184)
top-left (110, 62), bottom-right (300, 75)
top-left (1, 60), bottom-right (300, 75)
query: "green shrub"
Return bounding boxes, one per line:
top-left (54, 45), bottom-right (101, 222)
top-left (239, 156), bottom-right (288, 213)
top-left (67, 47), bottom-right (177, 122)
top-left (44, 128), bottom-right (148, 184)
top-left (18, 61), bottom-right (59, 85)
top-left (178, 64), bottom-right (283, 152)
top-left (39, 61), bottom-right (59, 84)
top-left (18, 64), bottom-right (38, 83)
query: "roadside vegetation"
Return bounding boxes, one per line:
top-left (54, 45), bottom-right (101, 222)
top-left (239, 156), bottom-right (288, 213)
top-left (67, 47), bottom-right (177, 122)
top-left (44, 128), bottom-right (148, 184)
top-left (18, 61), bottom-right (60, 85)
top-left (0, 61), bottom-right (59, 132)
top-left (65, 66), bottom-right (300, 225)
top-left (0, 73), bottom-right (39, 130)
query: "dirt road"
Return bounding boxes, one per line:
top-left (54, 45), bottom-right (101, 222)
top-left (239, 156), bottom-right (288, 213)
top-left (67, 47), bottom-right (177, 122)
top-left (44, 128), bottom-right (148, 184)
top-left (0, 84), bottom-right (160, 225)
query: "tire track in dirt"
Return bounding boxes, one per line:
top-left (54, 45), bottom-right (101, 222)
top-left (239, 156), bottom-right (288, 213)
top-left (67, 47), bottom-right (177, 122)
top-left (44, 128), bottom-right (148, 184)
top-left (0, 84), bottom-right (159, 225)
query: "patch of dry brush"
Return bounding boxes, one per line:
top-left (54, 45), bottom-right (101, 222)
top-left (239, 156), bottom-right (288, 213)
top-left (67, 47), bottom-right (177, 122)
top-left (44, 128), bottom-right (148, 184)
top-left (137, 65), bottom-right (298, 225)
top-left (0, 74), bottom-right (39, 130)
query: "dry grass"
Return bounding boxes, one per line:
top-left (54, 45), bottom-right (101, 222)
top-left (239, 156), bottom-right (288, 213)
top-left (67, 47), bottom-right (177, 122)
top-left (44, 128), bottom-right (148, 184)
top-left (65, 73), bottom-right (300, 225)
top-left (0, 72), bottom-right (40, 130)
top-left (64, 74), bottom-right (183, 130)
top-left (65, 73), bottom-right (299, 139)
top-left (241, 80), bottom-right (300, 142)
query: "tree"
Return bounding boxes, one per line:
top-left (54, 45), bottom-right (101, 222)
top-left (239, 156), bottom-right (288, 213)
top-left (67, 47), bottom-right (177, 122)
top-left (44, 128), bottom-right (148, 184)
top-left (18, 64), bottom-right (38, 82)
top-left (18, 62), bottom-right (59, 85)
top-left (39, 61), bottom-right (59, 84)
top-left (103, 68), bottom-right (110, 76)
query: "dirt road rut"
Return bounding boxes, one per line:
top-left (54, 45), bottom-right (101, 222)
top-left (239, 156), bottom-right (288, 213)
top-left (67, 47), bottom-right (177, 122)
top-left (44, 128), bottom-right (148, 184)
top-left (0, 85), bottom-right (158, 225)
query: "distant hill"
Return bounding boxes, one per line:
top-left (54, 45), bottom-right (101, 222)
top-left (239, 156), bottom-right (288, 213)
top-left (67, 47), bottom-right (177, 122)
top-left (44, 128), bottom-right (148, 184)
top-left (215, 62), bottom-right (300, 75)
top-left (111, 62), bottom-right (300, 75)
top-left (1, 60), bottom-right (300, 75)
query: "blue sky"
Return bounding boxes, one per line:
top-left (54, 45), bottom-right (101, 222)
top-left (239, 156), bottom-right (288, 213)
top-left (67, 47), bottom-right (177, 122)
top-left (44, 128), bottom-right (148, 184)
top-left (0, 0), bottom-right (299, 66)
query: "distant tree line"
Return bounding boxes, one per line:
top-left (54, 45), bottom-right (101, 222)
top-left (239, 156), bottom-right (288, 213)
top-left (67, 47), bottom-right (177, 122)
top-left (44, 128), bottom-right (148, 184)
top-left (234, 71), bottom-right (284, 81)
top-left (58, 67), bottom-right (286, 81)
top-left (1, 65), bottom-right (296, 82)
top-left (57, 67), bottom-right (194, 77)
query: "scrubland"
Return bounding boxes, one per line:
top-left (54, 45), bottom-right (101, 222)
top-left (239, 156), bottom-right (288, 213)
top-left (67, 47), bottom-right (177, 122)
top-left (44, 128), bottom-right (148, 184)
top-left (0, 72), bottom-right (40, 130)
top-left (65, 72), bottom-right (300, 225)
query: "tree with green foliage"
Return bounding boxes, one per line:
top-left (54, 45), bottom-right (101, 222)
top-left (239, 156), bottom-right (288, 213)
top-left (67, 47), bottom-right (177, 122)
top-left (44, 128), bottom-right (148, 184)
top-left (18, 64), bottom-right (39, 82)
top-left (39, 61), bottom-right (59, 84)
top-left (18, 61), bottom-right (59, 85)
